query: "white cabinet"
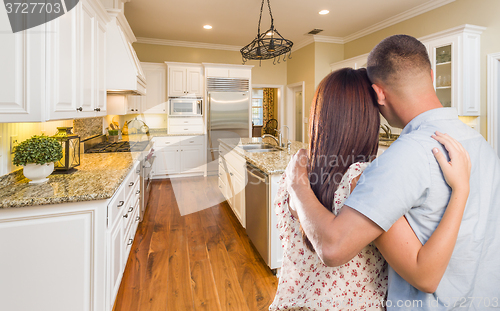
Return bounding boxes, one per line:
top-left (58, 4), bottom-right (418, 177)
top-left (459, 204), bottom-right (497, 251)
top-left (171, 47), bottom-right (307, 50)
top-left (106, 94), bottom-right (143, 115)
top-left (203, 63), bottom-right (253, 79)
top-left (107, 217), bottom-right (123, 311)
top-left (420, 24), bottom-right (485, 116)
top-left (0, 0), bottom-right (109, 122)
top-left (168, 116), bottom-right (204, 134)
top-left (142, 63), bottom-right (167, 114)
top-left (329, 53), bottom-right (368, 72)
top-left (152, 136), bottom-right (206, 177)
top-left (166, 63), bottom-right (203, 97)
top-left (218, 143), bottom-right (246, 227)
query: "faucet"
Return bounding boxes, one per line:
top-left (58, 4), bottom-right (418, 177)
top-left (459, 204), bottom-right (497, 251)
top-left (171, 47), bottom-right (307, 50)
top-left (261, 125), bottom-right (291, 152)
top-left (380, 124), bottom-right (392, 139)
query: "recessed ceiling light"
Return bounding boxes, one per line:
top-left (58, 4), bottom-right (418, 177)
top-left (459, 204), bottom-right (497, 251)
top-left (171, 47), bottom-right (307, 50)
top-left (319, 10), bottom-right (329, 15)
top-left (203, 25), bottom-right (212, 30)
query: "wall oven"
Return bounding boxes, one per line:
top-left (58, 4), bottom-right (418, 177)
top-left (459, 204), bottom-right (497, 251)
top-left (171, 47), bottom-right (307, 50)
top-left (169, 97), bottom-right (202, 116)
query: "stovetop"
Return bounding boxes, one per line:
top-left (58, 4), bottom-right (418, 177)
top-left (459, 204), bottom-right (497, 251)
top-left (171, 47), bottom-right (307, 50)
top-left (84, 141), bottom-right (150, 153)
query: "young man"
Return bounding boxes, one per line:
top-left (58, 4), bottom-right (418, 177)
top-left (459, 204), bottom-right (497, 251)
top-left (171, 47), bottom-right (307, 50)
top-left (286, 35), bottom-right (500, 310)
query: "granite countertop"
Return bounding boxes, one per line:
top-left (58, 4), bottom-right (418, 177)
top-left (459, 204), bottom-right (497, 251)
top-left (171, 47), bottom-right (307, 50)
top-left (0, 152), bottom-right (144, 209)
top-left (219, 137), bottom-right (308, 175)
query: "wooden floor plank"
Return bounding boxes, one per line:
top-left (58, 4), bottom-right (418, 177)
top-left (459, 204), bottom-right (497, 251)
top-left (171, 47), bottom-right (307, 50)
top-left (205, 225), bottom-right (250, 311)
top-left (113, 178), bottom-right (277, 311)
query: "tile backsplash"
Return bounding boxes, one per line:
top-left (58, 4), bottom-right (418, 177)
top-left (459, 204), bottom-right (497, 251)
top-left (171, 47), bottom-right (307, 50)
top-left (73, 117), bottom-right (104, 140)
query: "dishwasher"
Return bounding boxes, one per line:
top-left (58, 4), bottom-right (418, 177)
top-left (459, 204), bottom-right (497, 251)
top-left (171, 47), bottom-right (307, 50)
top-left (245, 164), bottom-right (270, 265)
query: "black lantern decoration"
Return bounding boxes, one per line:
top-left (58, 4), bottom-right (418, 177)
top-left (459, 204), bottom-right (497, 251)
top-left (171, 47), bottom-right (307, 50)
top-left (240, 0), bottom-right (293, 65)
top-left (53, 127), bottom-right (80, 172)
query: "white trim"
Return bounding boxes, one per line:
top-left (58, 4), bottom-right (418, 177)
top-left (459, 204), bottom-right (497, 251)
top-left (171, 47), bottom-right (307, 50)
top-left (202, 62), bottom-right (254, 69)
top-left (418, 24), bottom-right (486, 42)
top-left (343, 0), bottom-right (456, 43)
top-left (286, 82), bottom-right (306, 142)
top-left (252, 84), bottom-right (285, 133)
top-left (292, 37), bottom-right (315, 52)
top-left (487, 52), bottom-right (500, 154)
top-left (136, 37), bottom-right (242, 51)
top-left (312, 35), bottom-right (344, 44)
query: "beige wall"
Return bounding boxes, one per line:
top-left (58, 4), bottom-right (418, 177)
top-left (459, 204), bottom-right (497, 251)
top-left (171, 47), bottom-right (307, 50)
top-left (133, 43), bottom-right (288, 86)
top-left (343, 0), bottom-right (500, 137)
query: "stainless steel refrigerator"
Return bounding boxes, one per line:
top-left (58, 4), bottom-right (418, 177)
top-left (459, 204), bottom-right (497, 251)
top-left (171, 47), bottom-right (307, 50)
top-left (206, 78), bottom-right (250, 175)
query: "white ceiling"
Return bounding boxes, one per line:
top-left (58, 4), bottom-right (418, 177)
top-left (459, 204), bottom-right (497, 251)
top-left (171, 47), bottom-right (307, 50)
top-left (124, 0), bottom-right (450, 47)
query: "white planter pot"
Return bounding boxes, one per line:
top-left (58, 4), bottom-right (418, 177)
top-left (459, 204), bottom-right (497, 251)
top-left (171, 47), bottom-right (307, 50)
top-left (23, 162), bottom-right (54, 184)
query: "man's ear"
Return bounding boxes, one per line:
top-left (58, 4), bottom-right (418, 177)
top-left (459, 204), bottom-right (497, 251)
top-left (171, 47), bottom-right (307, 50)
top-left (371, 84), bottom-right (386, 106)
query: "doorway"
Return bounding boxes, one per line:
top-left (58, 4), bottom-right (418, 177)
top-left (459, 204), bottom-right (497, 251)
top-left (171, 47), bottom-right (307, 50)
top-left (251, 85), bottom-right (284, 137)
top-left (487, 52), bottom-right (500, 156)
top-left (286, 82), bottom-right (305, 142)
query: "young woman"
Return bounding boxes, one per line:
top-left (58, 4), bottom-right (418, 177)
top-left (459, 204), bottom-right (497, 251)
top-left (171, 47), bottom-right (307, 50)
top-left (269, 68), bottom-right (470, 310)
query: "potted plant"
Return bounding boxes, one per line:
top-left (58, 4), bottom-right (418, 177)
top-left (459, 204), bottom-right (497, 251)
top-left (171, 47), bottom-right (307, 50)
top-left (13, 135), bottom-right (63, 183)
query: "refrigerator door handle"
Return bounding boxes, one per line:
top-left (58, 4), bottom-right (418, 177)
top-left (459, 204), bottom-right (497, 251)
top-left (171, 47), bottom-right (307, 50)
top-left (207, 94), bottom-right (215, 161)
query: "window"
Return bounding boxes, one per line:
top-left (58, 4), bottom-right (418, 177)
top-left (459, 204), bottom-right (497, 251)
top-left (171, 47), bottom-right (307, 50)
top-left (252, 89), bottom-right (264, 126)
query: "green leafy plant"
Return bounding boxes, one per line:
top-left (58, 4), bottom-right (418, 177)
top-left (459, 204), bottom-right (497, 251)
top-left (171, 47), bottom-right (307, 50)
top-left (13, 135), bottom-right (63, 166)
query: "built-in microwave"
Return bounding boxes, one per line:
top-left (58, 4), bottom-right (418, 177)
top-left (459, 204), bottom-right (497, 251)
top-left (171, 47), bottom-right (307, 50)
top-left (169, 97), bottom-right (202, 116)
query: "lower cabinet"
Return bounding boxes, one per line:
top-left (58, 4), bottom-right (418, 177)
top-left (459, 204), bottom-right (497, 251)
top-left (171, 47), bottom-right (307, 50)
top-left (152, 136), bottom-right (206, 178)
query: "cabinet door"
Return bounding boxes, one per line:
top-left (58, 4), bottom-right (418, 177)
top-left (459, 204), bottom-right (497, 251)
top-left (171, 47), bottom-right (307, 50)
top-left (80, 2), bottom-right (96, 113)
top-left (180, 146), bottom-right (204, 173)
top-left (46, 5), bottom-right (79, 120)
top-left (169, 67), bottom-right (186, 96)
top-left (96, 21), bottom-right (107, 114)
top-left (156, 148), bottom-right (180, 175)
top-left (107, 219), bottom-right (123, 311)
top-left (427, 36), bottom-right (459, 112)
top-left (143, 66), bottom-right (166, 113)
top-left (231, 173), bottom-right (245, 227)
top-left (186, 67), bottom-right (203, 96)
top-left (0, 14), bottom-right (45, 122)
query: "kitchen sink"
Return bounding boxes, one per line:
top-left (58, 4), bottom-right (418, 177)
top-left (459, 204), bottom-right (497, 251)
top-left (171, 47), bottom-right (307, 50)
top-left (239, 144), bottom-right (280, 152)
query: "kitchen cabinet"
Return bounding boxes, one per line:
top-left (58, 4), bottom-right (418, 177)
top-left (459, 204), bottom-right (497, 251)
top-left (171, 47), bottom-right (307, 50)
top-left (168, 116), bottom-right (204, 134)
top-left (106, 94), bottom-right (143, 115)
top-left (152, 136), bottom-right (206, 178)
top-left (203, 63), bottom-right (253, 79)
top-left (142, 63), bottom-right (167, 113)
top-left (166, 63), bottom-right (203, 97)
top-left (218, 143), bottom-right (246, 227)
top-left (329, 53), bottom-right (368, 72)
top-left (0, 0), bottom-right (109, 122)
top-left (420, 24), bottom-right (485, 116)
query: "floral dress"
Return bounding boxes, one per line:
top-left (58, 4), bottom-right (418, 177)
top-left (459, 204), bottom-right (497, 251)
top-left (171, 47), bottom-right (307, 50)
top-left (269, 162), bottom-right (388, 311)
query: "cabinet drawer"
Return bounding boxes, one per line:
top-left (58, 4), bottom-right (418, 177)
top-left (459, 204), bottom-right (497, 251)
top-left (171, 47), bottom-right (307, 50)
top-left (153, 136), bottom-right (181, 148)
top-left (169, 117), bottom-right (204, 126)
top-left (122, 194), bottom-right (140, 240)
top-left (180, 135), bottom-right (204, 146)
top-left (107, 186), bottom-right (125, 228)
top-left (123, 205), bottom-right (140, 268)
top-left (169, 124), bottom-right (204, 134)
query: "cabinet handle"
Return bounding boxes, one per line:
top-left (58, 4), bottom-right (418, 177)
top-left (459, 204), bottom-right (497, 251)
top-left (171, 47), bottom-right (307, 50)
top-left (117, 200), bottom-right (124, 207)
top-left (94, 107), bottom-right (101, 112)
top-left (230, 172), bottom-right (234, 176)
top-left (129, 182), bottom-right (134, 186)
top-left (135, 216), bottom-right (140, 222)
top-left (123, 213), bottom-right (129, 218)
top-left (127, 239), bottom-right (133, 245)
top-left (76, 107), bottom-right (83, 112)
top-left (189, 141), bottom-right (194, 143)
top-left (184, 128), bottom-right (188, 130)
top-left (219, 185), bottom-right (222, 189)
top-left (136, 190), bottom-right (140, 195)
top-left (184, 121), bottom-right (188, 123)
top-left (136, 169), bottom-right (140, 174)
top-left (128, 207), bottom-right (134, 212)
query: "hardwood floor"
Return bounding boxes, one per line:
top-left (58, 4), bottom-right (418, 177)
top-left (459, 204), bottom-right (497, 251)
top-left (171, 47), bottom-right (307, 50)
top-left (113, 177), bottom-right (278, 311)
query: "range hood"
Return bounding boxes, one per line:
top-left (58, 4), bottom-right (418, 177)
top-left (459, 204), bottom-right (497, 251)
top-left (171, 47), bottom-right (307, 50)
top-left (106, 10), bottom-right (146, 95)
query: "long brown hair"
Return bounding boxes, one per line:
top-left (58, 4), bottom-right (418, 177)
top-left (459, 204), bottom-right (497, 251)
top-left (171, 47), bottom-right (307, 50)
top-left (302, 67), bottom-right (380, 252)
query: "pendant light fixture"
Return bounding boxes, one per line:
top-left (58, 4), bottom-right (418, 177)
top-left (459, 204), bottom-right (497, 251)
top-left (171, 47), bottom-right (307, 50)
top-left (240, 0), bottom-right (293, 65)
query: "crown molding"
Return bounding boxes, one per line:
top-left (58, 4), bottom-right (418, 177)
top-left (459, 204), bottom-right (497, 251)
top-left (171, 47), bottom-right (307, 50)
top-left (343, 0), bottom-right (456, 43)
top-left (136, 37), bottom-right (242, 51)
top-left (292, 37), bottom-right (315, 52)
top-left (418, 24), bottom-right (486, 41)
top-left (313, 35), bottom-right (344, 44)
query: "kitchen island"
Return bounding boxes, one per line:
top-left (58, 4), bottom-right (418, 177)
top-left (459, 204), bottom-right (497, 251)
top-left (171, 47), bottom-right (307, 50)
top-left (217, 137), bottom-right (307, 272)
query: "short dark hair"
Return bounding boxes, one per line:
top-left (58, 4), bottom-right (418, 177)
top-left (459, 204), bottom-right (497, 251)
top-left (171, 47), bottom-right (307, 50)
top-left (367, 34), bottom-right (431, 86)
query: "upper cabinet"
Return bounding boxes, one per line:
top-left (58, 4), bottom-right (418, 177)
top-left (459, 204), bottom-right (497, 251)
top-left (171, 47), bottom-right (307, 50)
top-left (166, 63), bottom-right (203, 97)
top-left (142, 63), bottom-right (167, 113)
top-left (203, 63), bottom-right (253, 79)
top-left (329, 54), bottom-right (368, 72)
top-left (421, 24), bottom-right (485, 116)
top-left (0, 0), bottom-right (110, 122)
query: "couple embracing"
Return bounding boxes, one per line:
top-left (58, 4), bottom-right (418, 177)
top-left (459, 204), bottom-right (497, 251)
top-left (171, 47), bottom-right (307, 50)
top-left (270, 35), bottom-right (500, 310)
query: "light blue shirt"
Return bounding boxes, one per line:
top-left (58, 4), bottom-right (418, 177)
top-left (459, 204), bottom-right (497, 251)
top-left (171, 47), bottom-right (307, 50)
top-left (345, 108), bottom-right (500, 310)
